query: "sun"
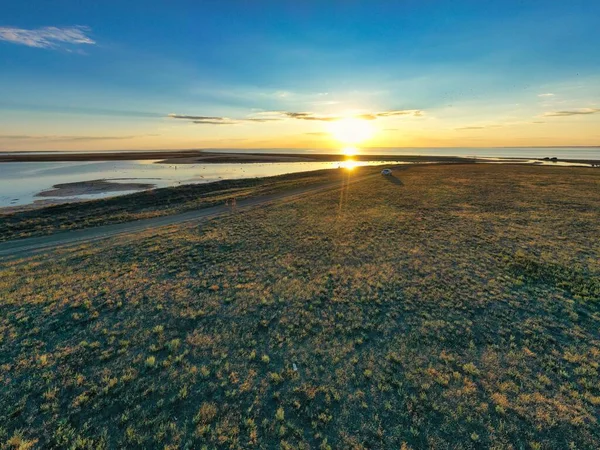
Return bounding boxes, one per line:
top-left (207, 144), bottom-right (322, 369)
top-left (328, 118), bottom-right (375, 145)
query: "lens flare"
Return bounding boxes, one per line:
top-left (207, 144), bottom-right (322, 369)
top-left (340, 159), bottom-right (359, 170)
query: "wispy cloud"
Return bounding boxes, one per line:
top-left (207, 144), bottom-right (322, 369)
top-left (167, 114), bottom-right (240, 125)
top-left (544, 108), bottom-right (600, 117)
top-left (377, 110), bottom-right (423, 117)
top-left (283, 112), bottom-right (338, 122)
top-left (0, 26), bottom-right (95, 49)
top-left (168, 109), bottom-right (424, 125)
top-left (168, 113), bottom-right (284, 125)
top-left (538, 93), bottom-right (555, 97)
top-left (167, 114), bottom-right (226, 121)
top-left (242, 111), bottom-right (284, 122)
top-left (288, 110), bottom-right (423, 121)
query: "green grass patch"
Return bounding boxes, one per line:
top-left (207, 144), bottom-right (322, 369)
top-left (509, 250), bottom-right (600, 301)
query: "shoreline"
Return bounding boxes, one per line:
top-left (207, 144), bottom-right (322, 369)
top-left (0, 150), bottom-right (598, 165)
top-left (36, 179), bottom-right (156, 198)
top-left (0, 150), bottom-right (476, 164)
top-left (1, 157), bottom-right (598, 214)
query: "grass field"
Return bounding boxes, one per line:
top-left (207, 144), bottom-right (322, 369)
top-left (1, 164), bottom-right (599, 449)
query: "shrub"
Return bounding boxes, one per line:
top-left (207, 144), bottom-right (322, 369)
top-left (195, 403), bottom-right (218, 424)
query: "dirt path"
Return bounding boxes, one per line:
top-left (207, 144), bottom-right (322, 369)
top-left (0, 173), bottom-right (376, 262)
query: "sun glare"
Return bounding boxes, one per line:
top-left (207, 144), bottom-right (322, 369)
top-left (328, 118), bottom-right (375, 145)
top-left (340, 159), bottom-right (359, 170)
top-left (342, 146), bottom-right (358, 156)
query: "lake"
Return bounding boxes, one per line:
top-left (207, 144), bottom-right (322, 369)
top-left (208, 146), bottom-right (600, 160)
top-left (0, 159), bottom-right (397, 209)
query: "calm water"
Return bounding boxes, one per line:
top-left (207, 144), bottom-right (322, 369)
top-left (207, 147), bottom-right (600, 160)
top-left (2, 146), bottom-right (598, 159)
top-left (0, 159), bottom-right (394, 208)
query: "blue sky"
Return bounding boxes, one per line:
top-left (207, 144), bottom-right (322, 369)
top-left (1, 0), bottom-right (599, 150)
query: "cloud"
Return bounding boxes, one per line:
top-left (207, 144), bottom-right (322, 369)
top-left (193, 120), bottom-right (238, 125)
top-left (304, 132), bottom-right (328, 136)
top-left (538, 93), bottom-right (555, 97)
top-left (283, 112), bottom-right (338, 121)
top-left (168, 114), bottom-right (240, 125)
top-left (376, 110), bottom-right (423, 117)
top-left (0, 26), bottom-right (95, 49)
top-left (169, 112), bottom-right (286, 124)
top-left (168, 114), bottom-right (225, 121)
top-left (244, 113), bottom-right (285, 122)
top-left (168, 109), bottom-right (424, 125)
top-left (286, 110), bottom-right (423, 121)
top-left (544, 108), bottom-right (600, 117)
top-left (168, 111), bottom-right (329, 124)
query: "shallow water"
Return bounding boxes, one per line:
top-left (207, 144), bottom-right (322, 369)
top-left (204, 147), bottom-right (600, 160)
top-left (0, 159), bottom-right (397, 208)
top-left (2, 146), bottom-right (598, 160)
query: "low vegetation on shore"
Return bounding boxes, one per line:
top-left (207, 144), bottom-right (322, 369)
top-left (1, 164), bottom-right (599, 448)
top-left (0, 168), bottom-right (357, 242)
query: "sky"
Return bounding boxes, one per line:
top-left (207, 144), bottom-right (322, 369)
top-left (1, 0), bottom-right (599, 151)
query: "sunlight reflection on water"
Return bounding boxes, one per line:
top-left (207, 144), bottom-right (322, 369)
top-left (0, 159), bottom-right (399, 208)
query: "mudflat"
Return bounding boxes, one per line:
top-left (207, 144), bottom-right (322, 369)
top-left (36, 179), bottom-right (155, 197)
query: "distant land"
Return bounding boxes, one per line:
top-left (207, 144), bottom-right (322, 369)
top-left (0, 150), bottom-right (472, 164)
